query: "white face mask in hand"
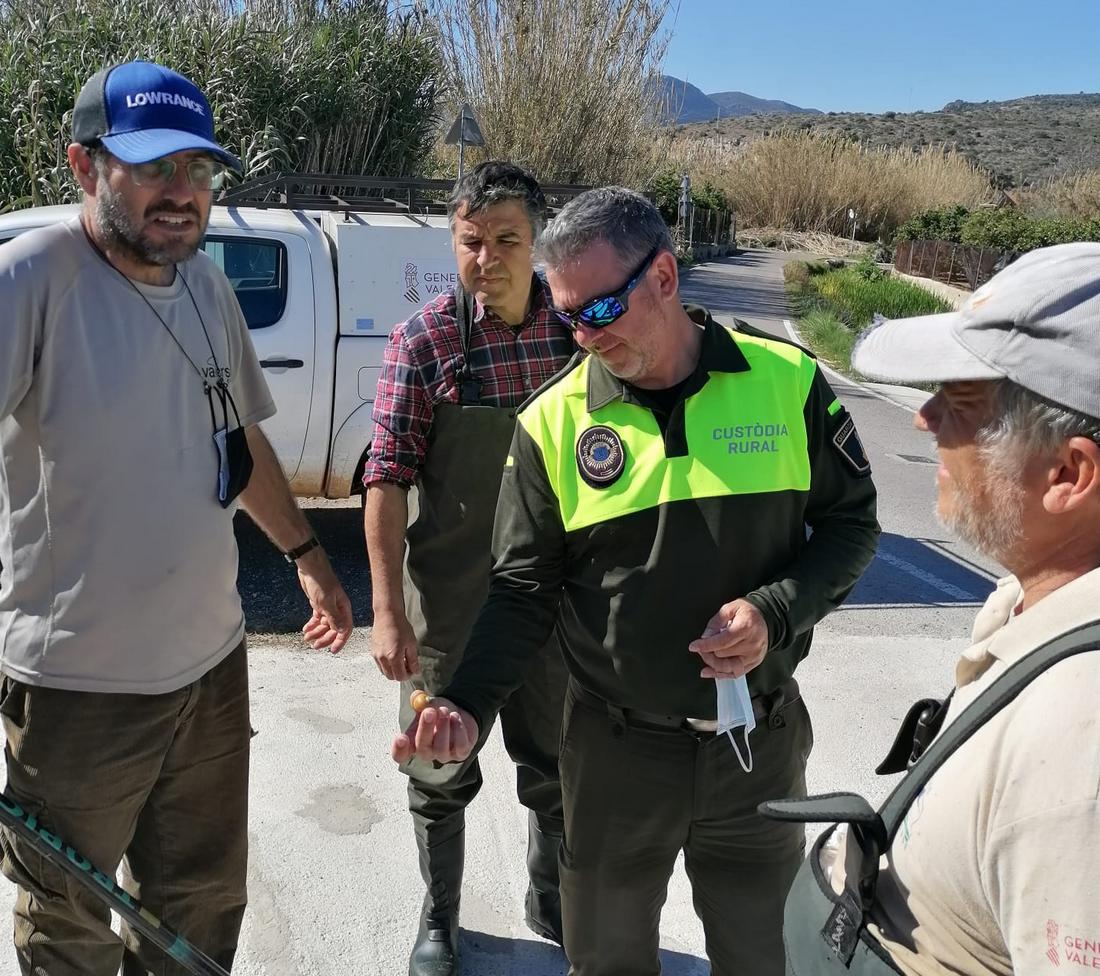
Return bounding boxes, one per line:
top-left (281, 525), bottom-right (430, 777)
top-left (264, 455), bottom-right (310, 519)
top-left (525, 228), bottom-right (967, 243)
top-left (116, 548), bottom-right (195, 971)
top-left (716, 675), bottom-right (756, 773)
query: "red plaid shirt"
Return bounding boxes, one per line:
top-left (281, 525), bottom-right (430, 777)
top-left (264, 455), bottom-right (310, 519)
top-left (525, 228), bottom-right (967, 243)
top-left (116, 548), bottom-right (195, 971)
top-left (363, 277), bottom-right (576, 487)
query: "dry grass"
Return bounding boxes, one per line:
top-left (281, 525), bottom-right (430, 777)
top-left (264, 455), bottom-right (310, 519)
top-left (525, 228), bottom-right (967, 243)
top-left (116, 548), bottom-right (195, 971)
top-left (668, 130), bottom-right (995, 241)
top-left (429, 0), bottom-right (672, 186)
top-left (1014, 170), bottom-right (1100, 220)
top-left (736, 227), bottom-right (865, 257)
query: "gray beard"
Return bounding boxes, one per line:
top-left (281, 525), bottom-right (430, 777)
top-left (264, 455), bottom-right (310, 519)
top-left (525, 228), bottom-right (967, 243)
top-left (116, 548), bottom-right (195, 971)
top-left (95, 186), bottom-right (204, 267)
top-left (937, 462), bottom-right (1026, 566)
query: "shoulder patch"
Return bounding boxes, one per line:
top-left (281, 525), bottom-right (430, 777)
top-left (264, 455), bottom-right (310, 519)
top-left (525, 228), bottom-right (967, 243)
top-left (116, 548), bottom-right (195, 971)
top-left (831, 408), bottom-right (871, 477)
top-left (576, 425), bottom-right (625, 489)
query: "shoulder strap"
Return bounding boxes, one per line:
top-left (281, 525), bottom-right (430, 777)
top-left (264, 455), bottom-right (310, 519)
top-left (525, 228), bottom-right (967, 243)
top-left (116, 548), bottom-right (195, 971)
top-left (452, 282), bottom-right (482, 405)
top-left (874, 692), bottom-right (954, 775)
top-left (878, 618), bottom-right (1100, 841)
top-left (454, 281), bottom-right (476, 363)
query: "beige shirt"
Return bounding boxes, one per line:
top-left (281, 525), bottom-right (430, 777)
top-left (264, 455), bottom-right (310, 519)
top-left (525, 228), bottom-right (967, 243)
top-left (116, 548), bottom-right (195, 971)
top-left (0, 218), bottom-right (274, 693)
top-left (844, 568), bottom-right (1100, 975)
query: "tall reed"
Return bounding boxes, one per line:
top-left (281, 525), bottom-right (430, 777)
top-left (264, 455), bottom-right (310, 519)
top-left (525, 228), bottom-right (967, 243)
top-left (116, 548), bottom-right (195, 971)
top-left (1014, 170), bottom-right (1100, 220)
top-left (0, 0), bottom-right (442, 211)
top-left (667, 130), bottom-right (995, 240)
top-left (429, 0), bottom-right (673, 187)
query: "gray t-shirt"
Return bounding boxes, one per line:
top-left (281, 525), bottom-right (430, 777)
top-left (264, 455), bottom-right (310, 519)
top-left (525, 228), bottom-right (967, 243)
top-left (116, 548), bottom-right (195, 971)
top-left (0, 218), bottom-right (275, 693)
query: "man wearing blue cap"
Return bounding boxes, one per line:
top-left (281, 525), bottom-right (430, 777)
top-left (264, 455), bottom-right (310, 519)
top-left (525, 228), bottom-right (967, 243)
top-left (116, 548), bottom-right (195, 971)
top-left (0, 61), bottom-right (353, 974)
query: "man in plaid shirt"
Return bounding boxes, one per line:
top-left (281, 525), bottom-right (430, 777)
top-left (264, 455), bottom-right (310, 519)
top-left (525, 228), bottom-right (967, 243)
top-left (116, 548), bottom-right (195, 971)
top-left (363, 162), bottom-right (575, 976)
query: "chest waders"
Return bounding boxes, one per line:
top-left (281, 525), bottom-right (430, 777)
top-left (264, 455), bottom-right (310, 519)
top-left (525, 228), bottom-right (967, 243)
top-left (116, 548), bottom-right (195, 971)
top-left (761, 620), bottom-right (1100, 975)
top-left (402, 286), bottom-right (520, 683)
top-left (400, 285), bottom-right (567, 976)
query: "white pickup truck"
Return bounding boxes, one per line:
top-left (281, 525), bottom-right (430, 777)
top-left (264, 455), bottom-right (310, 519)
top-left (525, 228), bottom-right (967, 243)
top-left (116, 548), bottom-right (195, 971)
top-left (0, 197), bottom-right (459, 497)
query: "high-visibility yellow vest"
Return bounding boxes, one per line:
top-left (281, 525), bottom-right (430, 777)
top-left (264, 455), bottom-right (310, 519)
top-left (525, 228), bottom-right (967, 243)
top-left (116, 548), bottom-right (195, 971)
top-left (517, 328), bottom-right (820, 533)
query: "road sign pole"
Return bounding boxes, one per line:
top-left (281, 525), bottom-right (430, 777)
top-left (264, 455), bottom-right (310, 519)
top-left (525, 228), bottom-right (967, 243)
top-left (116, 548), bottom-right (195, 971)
top-left (446, 103), bottom-right (485, 187)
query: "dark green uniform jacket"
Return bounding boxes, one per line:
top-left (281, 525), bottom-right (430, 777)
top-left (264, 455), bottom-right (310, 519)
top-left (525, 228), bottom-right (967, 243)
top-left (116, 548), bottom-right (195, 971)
top-left (443, 308), bottom-right (880, 730)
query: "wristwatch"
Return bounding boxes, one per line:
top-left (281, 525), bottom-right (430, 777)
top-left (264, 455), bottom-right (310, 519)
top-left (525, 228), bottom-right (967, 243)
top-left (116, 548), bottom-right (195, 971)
top-left (283, 536), bottom-right (321, 563)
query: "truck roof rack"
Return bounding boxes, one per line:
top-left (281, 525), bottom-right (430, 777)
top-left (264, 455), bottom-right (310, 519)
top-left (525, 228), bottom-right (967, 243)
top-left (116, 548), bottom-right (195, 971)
top-left (214, 173), bottom-right (592, 215)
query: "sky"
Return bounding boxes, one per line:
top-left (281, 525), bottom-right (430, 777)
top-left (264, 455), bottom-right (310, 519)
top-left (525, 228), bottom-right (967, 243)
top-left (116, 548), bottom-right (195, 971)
top-left (661, 0), bottom-right (1100, 114)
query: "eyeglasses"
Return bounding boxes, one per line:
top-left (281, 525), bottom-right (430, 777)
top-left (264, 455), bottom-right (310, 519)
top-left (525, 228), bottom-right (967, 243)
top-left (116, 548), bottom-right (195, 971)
top-left (126, 156), bottom-right (228, 191)
top-left (551, 246), bottom-right (660, 331)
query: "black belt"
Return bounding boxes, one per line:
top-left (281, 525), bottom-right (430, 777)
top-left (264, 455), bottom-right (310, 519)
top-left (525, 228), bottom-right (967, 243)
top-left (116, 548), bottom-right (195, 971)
top-left (569, 677), bottom-right (801, 736)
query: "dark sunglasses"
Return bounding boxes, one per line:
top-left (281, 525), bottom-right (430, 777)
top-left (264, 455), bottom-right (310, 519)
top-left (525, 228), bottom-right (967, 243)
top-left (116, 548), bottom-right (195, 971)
top-left (551, 246), bottom-right (660, 331)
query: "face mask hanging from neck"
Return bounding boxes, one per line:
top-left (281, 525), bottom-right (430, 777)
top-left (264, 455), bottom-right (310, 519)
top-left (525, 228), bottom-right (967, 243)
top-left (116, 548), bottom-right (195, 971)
top-left (208, 382), bottom-right (253, 507)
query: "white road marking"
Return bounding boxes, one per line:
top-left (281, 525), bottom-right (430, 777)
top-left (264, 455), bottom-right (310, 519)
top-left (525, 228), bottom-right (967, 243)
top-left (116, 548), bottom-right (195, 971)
top-left (874, 550), bottom-right (981, 602)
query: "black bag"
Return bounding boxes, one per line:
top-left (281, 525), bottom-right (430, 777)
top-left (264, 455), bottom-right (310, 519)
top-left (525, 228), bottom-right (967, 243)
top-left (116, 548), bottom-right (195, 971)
top-left (760, 620), bottom-right (1100, 975)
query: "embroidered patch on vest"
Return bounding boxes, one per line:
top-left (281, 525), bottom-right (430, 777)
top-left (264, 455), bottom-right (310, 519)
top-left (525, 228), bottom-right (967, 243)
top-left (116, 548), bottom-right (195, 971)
top-left (832, 410), bottom-right (872, 477)
top-left (576, 425), bottom-right (626, 489)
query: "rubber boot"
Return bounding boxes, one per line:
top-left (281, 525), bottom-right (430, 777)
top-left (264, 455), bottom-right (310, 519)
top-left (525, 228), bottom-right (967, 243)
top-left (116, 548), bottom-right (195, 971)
top-left (524, 813), bottom-right (564, 945)
top-left (409, 829), bottom-right (464, 976)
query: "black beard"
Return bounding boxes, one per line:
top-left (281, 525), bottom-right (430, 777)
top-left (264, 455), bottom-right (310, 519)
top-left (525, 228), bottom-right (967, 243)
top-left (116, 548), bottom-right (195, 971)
top-left (95, 187), bottom-right (206, 267)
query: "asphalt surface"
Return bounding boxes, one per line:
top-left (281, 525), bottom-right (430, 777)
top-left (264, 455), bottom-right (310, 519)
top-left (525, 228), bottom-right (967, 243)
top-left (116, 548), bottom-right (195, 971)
top-left (0, 251), bottom-right (1005, 975)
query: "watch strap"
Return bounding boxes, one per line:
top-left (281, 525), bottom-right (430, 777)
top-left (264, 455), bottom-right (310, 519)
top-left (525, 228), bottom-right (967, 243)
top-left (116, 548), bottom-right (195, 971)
top-left (283, 536), bottom-right (321, 563)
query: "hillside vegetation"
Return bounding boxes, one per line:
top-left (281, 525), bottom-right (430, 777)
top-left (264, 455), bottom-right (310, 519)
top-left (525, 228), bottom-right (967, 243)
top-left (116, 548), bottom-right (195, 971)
top-left (681, 93), bottom-right (1100, 188)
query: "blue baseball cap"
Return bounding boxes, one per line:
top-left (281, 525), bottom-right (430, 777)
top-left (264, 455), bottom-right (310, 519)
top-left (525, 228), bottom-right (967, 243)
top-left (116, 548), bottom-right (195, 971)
top-left (72, 60), bottom-right (241, 172)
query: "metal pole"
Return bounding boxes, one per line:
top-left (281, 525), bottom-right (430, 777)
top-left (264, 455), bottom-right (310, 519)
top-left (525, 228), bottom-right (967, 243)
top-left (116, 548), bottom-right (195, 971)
top-left (0, 795), bottom-right (229, 976)
top-left (678, 173), bottom-right (691, 251)
top-left (458, 139), bottom-right (466, 183)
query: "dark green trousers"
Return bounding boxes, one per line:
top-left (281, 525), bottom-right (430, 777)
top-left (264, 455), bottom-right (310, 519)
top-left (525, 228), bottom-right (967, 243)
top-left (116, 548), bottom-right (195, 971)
top-left (0, 644), bottom-right (250, 976)
top-left (559, 681), bottom-right (813, 976)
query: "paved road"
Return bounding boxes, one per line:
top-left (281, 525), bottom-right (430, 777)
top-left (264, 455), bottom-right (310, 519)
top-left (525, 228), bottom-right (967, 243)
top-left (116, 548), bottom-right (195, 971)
top-left (682, 248), bottom-right (1002, 808)
top-left (0, 251), bottom-right (1004, 975)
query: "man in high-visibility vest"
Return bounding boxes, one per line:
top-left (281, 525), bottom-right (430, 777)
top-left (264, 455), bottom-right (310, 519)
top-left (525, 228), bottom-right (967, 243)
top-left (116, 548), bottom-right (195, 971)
top-left (392, 187), bottom-right (880, 974)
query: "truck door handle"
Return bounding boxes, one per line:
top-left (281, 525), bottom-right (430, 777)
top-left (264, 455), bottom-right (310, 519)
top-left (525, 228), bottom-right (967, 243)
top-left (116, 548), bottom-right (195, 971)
top-left (260, 358), bottom-right (305, 369)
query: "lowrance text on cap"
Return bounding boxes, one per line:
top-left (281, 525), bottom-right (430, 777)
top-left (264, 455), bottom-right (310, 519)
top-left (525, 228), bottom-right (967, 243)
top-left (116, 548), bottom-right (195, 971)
top-left (72, 60), bottom-right (241, 170)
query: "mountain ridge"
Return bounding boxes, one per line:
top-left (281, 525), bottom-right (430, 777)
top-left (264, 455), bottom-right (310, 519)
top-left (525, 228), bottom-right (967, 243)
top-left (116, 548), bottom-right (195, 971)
top-left (659, 75), bottom-right (819, 123)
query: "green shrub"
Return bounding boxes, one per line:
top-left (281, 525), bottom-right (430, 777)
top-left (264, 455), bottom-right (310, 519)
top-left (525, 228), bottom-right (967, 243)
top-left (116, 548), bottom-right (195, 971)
top-left (894, 203), bottom-right (1100, 253)
top-left (853, 255), bottom-right (887, 282)
top-left (959, 208), bottom-right (1035, 250)
top-left (894, 204), bottom-right (971, 243)
top-left (648, 167), bottom-right (734, 226)
top-left (960, 208), bottom-right (1100, 250)
top-left (692, 179), bottom-right (734, 213)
